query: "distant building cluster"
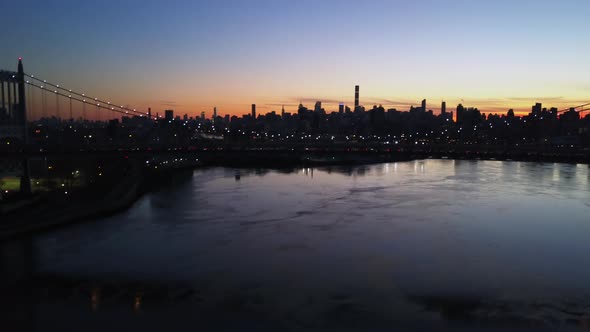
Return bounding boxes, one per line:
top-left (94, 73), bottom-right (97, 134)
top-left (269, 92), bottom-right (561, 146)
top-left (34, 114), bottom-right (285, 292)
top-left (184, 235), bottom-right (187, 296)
top-left (1, 85), bottom-right (590, 152)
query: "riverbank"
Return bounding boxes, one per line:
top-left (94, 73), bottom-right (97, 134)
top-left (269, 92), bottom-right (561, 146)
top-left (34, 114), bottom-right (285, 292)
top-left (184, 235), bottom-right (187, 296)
top-left (0, 158), bottom-right (209, 240)
top-left (197, 149), bottom-right (590, 167)
top-left (0, 152), bottom-right (406, 239)
top-left (0, 170), bottom-right (142, 240)
top-left (1, 151), bottom-right (588, 239)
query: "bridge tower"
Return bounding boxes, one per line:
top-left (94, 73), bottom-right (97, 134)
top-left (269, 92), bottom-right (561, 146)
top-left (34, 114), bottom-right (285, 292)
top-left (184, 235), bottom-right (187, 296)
top-left (18, 59), bottom-right (31, 195)
top-left (0, 59), bottom-right (31, 196)
top-left (0, 58), bottom-right (28, 140)
top-left (17, 58), bottom-right (28, 144)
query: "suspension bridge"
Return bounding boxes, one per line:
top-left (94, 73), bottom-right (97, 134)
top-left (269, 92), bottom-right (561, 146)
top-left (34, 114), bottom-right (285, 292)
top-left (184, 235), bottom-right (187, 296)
top-left (2, 59), bottom-right (589, 140)
top-left (0, 58), bottom-right (162, 144)
top-left (0, 59), bottom-right (170, 197)
top-left (1, 58), bottom-right (590, 199)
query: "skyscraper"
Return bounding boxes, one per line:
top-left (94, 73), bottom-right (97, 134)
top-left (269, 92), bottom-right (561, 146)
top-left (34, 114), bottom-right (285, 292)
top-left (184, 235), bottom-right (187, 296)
top-left (251, 104), bottom-right (256, 118)
top-left (165, 109), bottom-right (174, 121)
top-left (213, 107), bottom-right (217, 119)
top-left (354, 85), bottom-right (359, 108)
top-left (532, 103), bottom-right (542, 115)
top-left (441, 101), bottom-right (446, 115)
top-left (456, 104), bottom-right (465, 124)
top-left (421, 99), bottom-right (426, 112)
top-left (339, 103), bottom-right (344, 114)
top-left (314, 101), bottom-right (322, 113)
top-left (281, 105), bottom-right (285, 118)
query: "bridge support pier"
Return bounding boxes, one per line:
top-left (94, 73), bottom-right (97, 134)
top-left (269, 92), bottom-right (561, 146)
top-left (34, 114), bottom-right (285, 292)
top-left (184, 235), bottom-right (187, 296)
top-left (17, 59), bottom-right (31, 196)
top-left (18, 58), bottom-right (27, 144)
top-left (19, 159), bottom-right (31, 196)
top-left (1, 81), bottom-right (5, 116)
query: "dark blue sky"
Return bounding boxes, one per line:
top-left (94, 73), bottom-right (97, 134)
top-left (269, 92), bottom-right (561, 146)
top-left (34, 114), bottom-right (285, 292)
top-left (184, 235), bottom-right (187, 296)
top-left (2, 0), bottom-right (589, 116)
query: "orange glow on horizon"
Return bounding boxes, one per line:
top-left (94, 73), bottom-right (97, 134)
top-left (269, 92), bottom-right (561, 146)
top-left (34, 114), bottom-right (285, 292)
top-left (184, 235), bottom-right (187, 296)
top-left (26, 97), bottom-right (585, 121)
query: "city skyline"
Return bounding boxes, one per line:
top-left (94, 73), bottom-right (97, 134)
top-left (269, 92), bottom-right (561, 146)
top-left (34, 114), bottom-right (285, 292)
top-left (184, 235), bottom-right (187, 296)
top-left (2, 0), bottom-right (589, 118)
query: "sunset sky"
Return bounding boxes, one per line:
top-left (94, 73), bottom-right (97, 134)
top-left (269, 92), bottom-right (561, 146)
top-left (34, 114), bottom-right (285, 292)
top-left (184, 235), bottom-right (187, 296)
top-left (1, 0), bottom-right (589, 119)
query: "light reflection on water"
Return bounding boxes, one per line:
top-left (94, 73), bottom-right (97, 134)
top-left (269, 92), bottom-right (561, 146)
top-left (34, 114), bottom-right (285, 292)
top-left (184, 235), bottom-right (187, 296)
top-left (21, 160), bottom-right (590, 329)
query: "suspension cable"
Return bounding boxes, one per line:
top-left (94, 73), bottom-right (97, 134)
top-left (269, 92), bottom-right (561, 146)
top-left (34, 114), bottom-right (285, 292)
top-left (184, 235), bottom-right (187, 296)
top-left (25, 73), bottom-right (149, 118)
top-left (26, 81), bottom-right (148, 118)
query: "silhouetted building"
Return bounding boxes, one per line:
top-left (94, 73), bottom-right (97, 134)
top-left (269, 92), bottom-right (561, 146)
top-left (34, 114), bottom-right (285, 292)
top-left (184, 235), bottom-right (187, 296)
top-left (456, 104), bottom-right (465, 123)
top-left (339, 103), bottom-right (344, 114)
top-left (165, 110), bottom-right (174, 121)
top-left (251, 104), bottom-right (256, 119)
top-left (314, 101), bottom-right (322, 113)
top-left (456, 104), bottom-right (481, 126)
top-left (561, 108), bottom-right (580, 121)
top-left (532, 103), bottom-right (542, 116)
top-left (441, 101), bottom-right (446, 115)
top-left (297, 103), bottom-right (309, 116)
top-left (354, 85), bottom-right (359, 109)
top-left (421, 99), bottom-right (426, 112)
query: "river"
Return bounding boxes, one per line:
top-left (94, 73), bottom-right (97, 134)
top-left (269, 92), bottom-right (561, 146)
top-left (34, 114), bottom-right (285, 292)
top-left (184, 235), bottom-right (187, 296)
top-left (3, 160), bottom-right (590, 331)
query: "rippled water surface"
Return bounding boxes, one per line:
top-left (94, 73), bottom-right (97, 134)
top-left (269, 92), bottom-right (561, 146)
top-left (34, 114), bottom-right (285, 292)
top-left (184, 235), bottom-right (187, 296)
top-left (14, 160), bottom-right (590, 330)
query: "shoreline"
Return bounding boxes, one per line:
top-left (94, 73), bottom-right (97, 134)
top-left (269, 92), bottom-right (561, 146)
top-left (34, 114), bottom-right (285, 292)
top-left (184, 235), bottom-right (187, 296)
top-left (1, 154), bottom-right (588, 240)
